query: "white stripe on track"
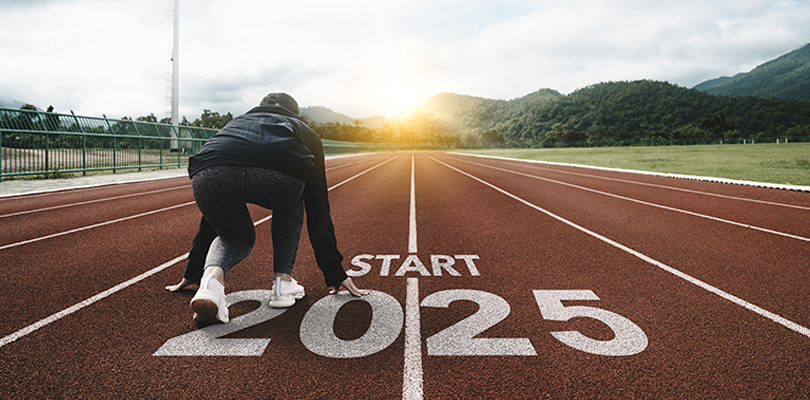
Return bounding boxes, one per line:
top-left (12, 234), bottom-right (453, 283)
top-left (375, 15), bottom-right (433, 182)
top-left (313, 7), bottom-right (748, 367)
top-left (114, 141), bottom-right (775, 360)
top-left (0, 202), bottom-right (197, 251)
top-left (0, 253), bottom-right (190, 348)
top-left (429, 155), bottom-right (810, 339)
top-left (403, 277), bottom-right (423, 400)
top-left (464, 155), bottom-right (810, 211)
top-left (409, 153), bottom-right (418, 254)
top-left (1, 155), bottom-right (400, 251)
top-left (0, 154), bottom-right (399, 349)
top-left (403, 153), bottom-right (423, 400)
top-left (462, 159), bottom-right (810, 243)
top-left (0, 186), bottom-right (189, 219)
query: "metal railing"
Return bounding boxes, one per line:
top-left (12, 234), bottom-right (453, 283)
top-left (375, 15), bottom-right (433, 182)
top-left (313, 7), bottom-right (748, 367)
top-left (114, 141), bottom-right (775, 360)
top-left (0, 107), bottom-right (218, 181)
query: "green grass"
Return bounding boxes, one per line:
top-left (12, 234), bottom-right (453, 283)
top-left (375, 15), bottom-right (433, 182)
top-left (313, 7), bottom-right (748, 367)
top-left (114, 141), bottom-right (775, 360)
top-left (460, 143), bottom-right (810, 186)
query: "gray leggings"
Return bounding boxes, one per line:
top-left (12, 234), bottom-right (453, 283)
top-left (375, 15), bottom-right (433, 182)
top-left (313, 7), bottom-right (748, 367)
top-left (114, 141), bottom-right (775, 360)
top-left (191, 165), bottom-right (306, 277)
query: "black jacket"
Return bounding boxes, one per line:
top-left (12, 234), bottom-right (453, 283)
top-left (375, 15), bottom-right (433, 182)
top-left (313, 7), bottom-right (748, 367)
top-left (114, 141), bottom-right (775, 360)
top-left (189, 105), bottom-right (347, 287)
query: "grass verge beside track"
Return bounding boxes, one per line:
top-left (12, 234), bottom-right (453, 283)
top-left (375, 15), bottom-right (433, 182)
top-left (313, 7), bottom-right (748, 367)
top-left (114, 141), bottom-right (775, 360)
top-left (460, 143), bottom-right (810, 186)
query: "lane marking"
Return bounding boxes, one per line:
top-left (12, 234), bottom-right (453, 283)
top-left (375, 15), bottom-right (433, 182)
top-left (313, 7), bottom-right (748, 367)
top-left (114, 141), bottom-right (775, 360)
top-left (0, 186), bottom-right (190, 219)
top-left (403, 153), bottom-right (424, 400)
top-left (1, 155), bottom-right (401, 251)
top-left (428, 155), bottom-right (810, 339)
top-left (0, 154), bottom-right (372, 200)
top-left (2, 156), bottom-right (382, 218)
top-left (327, 155), bottom-right (400, 191)
top-left (466, 155), bottom-right (810, 211)
top-left (0, 154), bottom-right (401, 349)
top-left (452, 152), bottom-right (810, 193)
top-left (460, 158), bottom-right (810, 243)
top-left (403, 277), bottom-right (423, 400)
top-left (409, 153), bottom-right (418, 253)
top-left (0, 202), bottom-right (197, 251)
top-left (0, 253), bottom-right (190, 349)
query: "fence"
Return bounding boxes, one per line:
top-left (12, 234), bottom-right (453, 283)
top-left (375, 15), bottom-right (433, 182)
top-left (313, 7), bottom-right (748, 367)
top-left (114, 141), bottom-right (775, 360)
top-left (0, 107), bottom-right (218, 181)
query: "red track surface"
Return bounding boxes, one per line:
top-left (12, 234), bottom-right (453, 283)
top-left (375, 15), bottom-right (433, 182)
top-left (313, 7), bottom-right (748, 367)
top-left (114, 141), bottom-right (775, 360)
top-left (1, 152), bottom-right (809, 399)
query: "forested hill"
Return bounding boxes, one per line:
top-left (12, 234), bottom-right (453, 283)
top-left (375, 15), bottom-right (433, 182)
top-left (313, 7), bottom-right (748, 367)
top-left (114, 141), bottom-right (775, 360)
top-left (393, 80), bottom-right (810, 144)
top-left (300, 106), bottom-right (355, 125)
top-left (696, 43), bottom-right (810, 102)
top-left (300, 106), bottom-right (391, 128)
top-left (393, 89), bottom-right (561, 135)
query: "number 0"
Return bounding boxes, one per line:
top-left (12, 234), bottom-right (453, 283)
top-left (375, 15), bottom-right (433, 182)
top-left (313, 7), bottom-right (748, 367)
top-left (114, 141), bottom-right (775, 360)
top-left (299, 291), bottom-right (403, 358)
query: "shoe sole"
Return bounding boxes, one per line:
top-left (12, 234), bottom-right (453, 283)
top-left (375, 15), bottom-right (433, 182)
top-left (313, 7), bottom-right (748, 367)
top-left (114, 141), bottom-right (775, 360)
top-left (269, 292), bottom-right (304, 308)
top-left (191, 290), bottom-right (229, 323)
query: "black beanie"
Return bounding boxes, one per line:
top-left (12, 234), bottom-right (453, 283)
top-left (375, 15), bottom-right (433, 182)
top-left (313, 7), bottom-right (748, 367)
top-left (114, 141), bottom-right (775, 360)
top-left (260, 92), bottom-right (299, 115)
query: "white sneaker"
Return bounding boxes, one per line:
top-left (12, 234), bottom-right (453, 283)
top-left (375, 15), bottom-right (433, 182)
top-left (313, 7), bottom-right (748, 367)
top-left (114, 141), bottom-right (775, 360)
top-left (269, 276), bottom-right (305, 308)
top-left (190, 274), bottom-right (229, 324)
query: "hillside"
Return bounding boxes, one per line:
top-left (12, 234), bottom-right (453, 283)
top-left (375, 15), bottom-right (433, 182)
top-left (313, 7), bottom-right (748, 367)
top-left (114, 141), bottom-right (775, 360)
top-left (695, 43), bottom-right (810, 101)
top-left (692, 76), bottom-right (730, 92)
top-left (300, 106), bottom-right (355, 125)
top-left (380, 80), bottom-right (810, 144)
top-left (393, 89), bottom-right (562, 135)
top-left (300, 106), bottom-right (391, 128)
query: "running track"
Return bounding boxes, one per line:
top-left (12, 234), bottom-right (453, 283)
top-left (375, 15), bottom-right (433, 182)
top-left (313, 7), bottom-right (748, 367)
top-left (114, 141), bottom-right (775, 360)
top-left (1, 152), bottom-right (809, 399)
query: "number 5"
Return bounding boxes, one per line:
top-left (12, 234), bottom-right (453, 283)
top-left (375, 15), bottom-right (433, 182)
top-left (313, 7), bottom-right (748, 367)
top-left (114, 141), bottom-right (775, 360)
top-left (533, 290), bottom-right (648, 356)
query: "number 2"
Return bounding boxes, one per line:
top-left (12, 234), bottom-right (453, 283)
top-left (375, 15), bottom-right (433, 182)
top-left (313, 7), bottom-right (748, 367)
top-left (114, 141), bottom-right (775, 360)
top-left (153, 290), bottom-right (286, 356)
top-left (421, 289), bottom-right (537, 356)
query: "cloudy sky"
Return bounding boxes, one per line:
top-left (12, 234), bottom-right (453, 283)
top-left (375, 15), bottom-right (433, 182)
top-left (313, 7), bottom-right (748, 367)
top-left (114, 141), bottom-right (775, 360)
top-left (1, 0), bottom-right (809, 120)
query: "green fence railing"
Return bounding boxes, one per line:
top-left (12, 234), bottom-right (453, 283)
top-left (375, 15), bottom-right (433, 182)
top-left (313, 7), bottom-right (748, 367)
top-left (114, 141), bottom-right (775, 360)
top-left (0, 107), bottom-right (218, 181)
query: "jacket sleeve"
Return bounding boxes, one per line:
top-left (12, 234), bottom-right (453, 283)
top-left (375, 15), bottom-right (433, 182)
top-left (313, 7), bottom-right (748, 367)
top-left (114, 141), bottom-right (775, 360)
top-left (301, 129), bottom-right (348, 287)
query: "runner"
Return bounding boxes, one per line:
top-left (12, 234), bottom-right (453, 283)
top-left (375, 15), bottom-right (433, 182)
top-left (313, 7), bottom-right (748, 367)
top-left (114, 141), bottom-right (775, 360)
top-left (183, 92), bottom-right (369, 325)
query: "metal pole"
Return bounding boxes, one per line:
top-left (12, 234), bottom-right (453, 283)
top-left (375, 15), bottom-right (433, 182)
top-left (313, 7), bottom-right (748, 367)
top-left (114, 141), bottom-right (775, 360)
top-left (172, 0), bottom-right (179, 126)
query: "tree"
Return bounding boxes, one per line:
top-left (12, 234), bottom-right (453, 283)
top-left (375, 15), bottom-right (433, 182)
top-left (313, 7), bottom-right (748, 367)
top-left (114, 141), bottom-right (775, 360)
top-left (480, 129), bottom-right (505, 144)
top-left (192, 109), bottom-right (233, 129)
top-left (137, 113), bottom-right (158, 123)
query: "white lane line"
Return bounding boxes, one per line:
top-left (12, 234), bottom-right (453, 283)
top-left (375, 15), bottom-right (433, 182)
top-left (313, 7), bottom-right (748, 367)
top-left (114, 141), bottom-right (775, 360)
top-left (0, 253), bottom-right (190, 348)
top-left (0, 202), bottom-right (197, 251)
top-left (328, 155), bottom-right (400, 191)
top-left (0, 186), bottom-right (189, 219)
top-left (475, 156), bottom-right (810, 211)
top-left (429, 155), bottom-right (810, 339)
top-left (461, 158), bottom-right (810, 243)
top-left (453, 152), bottom-right (810, 193)
top-left (409, 153), bottom-right (418, 254)
top-left (326, 156), bottom-right (382, 171)
top-left (0, 154), bottom-right (400, 349)
top-left (403, 277), bottom-right (424, 400)
top-left (403, 153), bottom-right (423, 400)
top-left (1, 155), bottom-right (400, 251)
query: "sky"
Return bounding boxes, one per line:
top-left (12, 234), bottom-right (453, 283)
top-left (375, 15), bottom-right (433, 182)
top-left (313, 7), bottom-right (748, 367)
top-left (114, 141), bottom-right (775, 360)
top-left (1, 0), bottom-right (809, 120)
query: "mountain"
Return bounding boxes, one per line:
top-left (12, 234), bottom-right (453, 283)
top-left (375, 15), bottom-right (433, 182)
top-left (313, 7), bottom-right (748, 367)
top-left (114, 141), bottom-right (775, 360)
top-left (393, 89), bottom-right (562, 135)
top-left (359, 115), bottom-right (392, 129)
top-left (694, 43), bottom-right (810, 101)
top-left (300, 106), bottom-right (355, 125)
top-left (691, 76), bottom-right (730, 92)
top-left (374, 80), bottom-right (810, 143)
top-left (300, 106), bottom-right (391, 128)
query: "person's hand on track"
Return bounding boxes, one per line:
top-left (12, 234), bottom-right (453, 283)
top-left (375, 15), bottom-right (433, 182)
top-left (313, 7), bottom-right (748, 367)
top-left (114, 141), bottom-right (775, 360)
top-left (329, 277), bottom-right (370, 296)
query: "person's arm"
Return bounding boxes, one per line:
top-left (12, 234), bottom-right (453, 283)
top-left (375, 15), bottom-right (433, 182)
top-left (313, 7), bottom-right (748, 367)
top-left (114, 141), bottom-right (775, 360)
top-left (302, 139), bottom-right (348, 288)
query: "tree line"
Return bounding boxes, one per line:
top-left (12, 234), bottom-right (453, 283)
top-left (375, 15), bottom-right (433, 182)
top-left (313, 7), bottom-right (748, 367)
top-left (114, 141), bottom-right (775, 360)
top-left (302, 81), bottom-right (810, 147)
top-left (11, 79), bottom-right (810, 148)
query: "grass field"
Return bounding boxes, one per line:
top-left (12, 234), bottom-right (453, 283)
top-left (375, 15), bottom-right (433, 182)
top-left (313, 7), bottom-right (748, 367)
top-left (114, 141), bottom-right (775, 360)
top-left (460, 142), bottom-right (810, 186)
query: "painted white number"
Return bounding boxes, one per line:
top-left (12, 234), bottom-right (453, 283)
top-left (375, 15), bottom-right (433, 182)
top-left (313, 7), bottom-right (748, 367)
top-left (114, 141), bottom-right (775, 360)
top-left (299, 291), bottom-right (403, 358)
top-left (421, 289), bottom-right (537, 356)
top-left (153, 290), bottom-right (286, 356)
top-left (155, 289), bottom-right (648, 358)
top-left (533, 290), bottom-right (648, 356)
